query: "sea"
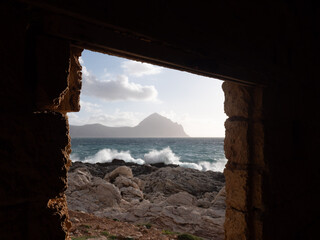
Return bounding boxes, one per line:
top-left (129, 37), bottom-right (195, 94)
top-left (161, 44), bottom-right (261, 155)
top-left (70, 138), bottom-right (226, 172)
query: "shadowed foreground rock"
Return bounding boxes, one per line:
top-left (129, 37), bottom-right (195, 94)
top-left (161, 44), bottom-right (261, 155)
top-left (67, 161), bottom-right (225, 240)
top-left (69, 210), bottom-right (179, 240)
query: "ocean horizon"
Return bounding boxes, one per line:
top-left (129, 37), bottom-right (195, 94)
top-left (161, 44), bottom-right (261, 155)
top-left (70, 137), bottom-right (226, 172)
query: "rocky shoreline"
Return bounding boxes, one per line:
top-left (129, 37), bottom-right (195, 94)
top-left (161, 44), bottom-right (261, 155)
top-left (67, 160), bottom-right (226, 240)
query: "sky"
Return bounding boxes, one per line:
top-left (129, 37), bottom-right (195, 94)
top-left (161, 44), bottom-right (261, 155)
top-left (68, 50), bottom-right (227, 137)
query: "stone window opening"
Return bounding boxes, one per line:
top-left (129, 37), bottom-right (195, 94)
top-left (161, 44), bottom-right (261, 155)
top-left (65, 49), bottom-right (229, 240)
top-left (28, 33), bottom-right (265, 239)
top-left (3, 2), bottom-right (319, 240)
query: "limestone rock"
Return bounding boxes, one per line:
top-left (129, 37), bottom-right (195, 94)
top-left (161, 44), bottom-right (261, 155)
top-left (114, 175), bottom-right (139, 189)
top-left (67, 163), bottom-right (226, 240)
top-left (166, 191), bottom-right (196, 206)
top-left (140, 166), bottom-right (225, 197)
top-left (120, 186), bottom-right (144, 202)
top-left (212, 186), bottom-right (226, 209)
top-left (196, 199), bottom-right (212, 208)
top-left (67, 167), bottom-right (92, 192)
top-left (104, 166), bottom-right (133, 182)
top-left (66, 168), bottom-right (122, 213)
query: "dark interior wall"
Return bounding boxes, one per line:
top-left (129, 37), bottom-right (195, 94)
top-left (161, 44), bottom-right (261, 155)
top-left (0, 2), bottom-right (81, 239)
top-left (0, 1), bottom-right (319, 239)
top-left (262, 60), bottom-right (320, 238)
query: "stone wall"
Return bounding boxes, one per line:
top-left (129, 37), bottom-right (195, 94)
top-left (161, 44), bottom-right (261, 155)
top-left (223, 77), bottom-right (320, 240)
top-left (223, 82), bottom-right (265, 240)
top-left (0, 3), bottom-right (82, 238)
top-left (0, 1), bottom-right (319, 239)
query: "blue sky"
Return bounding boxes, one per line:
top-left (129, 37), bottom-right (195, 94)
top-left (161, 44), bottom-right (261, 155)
top-left (68, 50), bottom-right (227, 137)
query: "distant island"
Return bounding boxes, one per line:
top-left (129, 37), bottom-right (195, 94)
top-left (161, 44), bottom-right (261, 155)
top-left (70, 113), bottom-right (189, 138)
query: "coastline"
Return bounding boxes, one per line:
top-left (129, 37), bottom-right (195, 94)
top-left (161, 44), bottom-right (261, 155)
top-left (67, 160), bottom-right (226, 240)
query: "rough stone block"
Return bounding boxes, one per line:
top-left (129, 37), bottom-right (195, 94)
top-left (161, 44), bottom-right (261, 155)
top-left (224, 119), bottom-right (249, 165)
top-left (223, 81), bottom-right (251, 118)
top-left (225, 207), bottom-right (248, 240)
top-left (47, 194), bottom-right (71, 239)
top-left (57, 46), bottom-right (83, 112)
top-left (224, 168), bottom-right (248, 211)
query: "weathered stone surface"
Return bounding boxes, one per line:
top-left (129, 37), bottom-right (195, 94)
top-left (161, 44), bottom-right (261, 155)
top-left (120, 186), bottom-right (144, 201)
top-left (224, 208), bottom-right (249, 240)
top-left (225, 207), bottom-right (248, 240)
top-left (47, 194), bottom-right (71, 236)
top-left (212, 186), bottom-right (226, 209)
top-left (67, 168), bottom-right (122, 212)
top-left (58, 46), bottom-right (83, 112)
top-left (139, 166), bottom-right (225, 197)
top-left (223, 82), bottom-right (251, 118)
top-left (224, 168), bottom-right (248, 211)
top-left (166, 191), bottom-right (197, 206)
top-left (104, 166), bottom-right (134, 181)
top-left (195, 191), bottom-right (218, 208)
top-left (114, 175), bottom-right (140, 189)
top-left (224, 119), bottom-right (249, 165)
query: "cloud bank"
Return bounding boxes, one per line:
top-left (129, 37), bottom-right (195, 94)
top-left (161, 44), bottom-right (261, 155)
top-left (121, 60), bottom-right (163, 77)
top-left (82, 66), bottom-right (158, 101)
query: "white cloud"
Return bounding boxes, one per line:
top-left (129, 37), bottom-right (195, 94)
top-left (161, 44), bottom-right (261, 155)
top-left (67, 112), bottom-right (85, 126)
top-left (79, 56), bottom-right (84, 65)
top-left (82, 67), bottom-right (158, 101)
top-left (67, 112), bottom-right (79, 119)
top-left (121, 60), bottom-right (163, 77)
top-left (79, 100), bottom-right (102, 114)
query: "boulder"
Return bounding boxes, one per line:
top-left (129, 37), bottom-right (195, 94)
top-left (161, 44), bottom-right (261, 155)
top-left (211, 186), bottom-right (226, 209)
top-left (67, 168), bottom-right (122, 213)
top-left (67, 167), bottom-right (92, 192)
top-left (120, 186), bottom-right (144, 201)
top-left (140, 167), bottom-right (225, 197)
top-left (113, 175), bottom-right (144, 190)
top-left (196, 199), bottom-right (211, 208)
top-left (104, 166), bottom-right (133, 182)
top-left (166, 191), bottom-right (196, 206)
top-left (114, 175), bottom-right (139, 189)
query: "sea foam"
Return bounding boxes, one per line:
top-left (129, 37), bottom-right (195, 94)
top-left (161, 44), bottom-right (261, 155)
top-left (70, 147), bottom-right (226, 172)
top-left (144, 147), bottom-right (180, 165)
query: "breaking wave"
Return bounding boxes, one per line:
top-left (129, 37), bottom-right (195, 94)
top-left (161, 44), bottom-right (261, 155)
top-left (144, 147), bottom-right (180, 165)
top-left (70, 149), bottom-right (144, 165)
top-left (70, 147), bottom-right (226, 172)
